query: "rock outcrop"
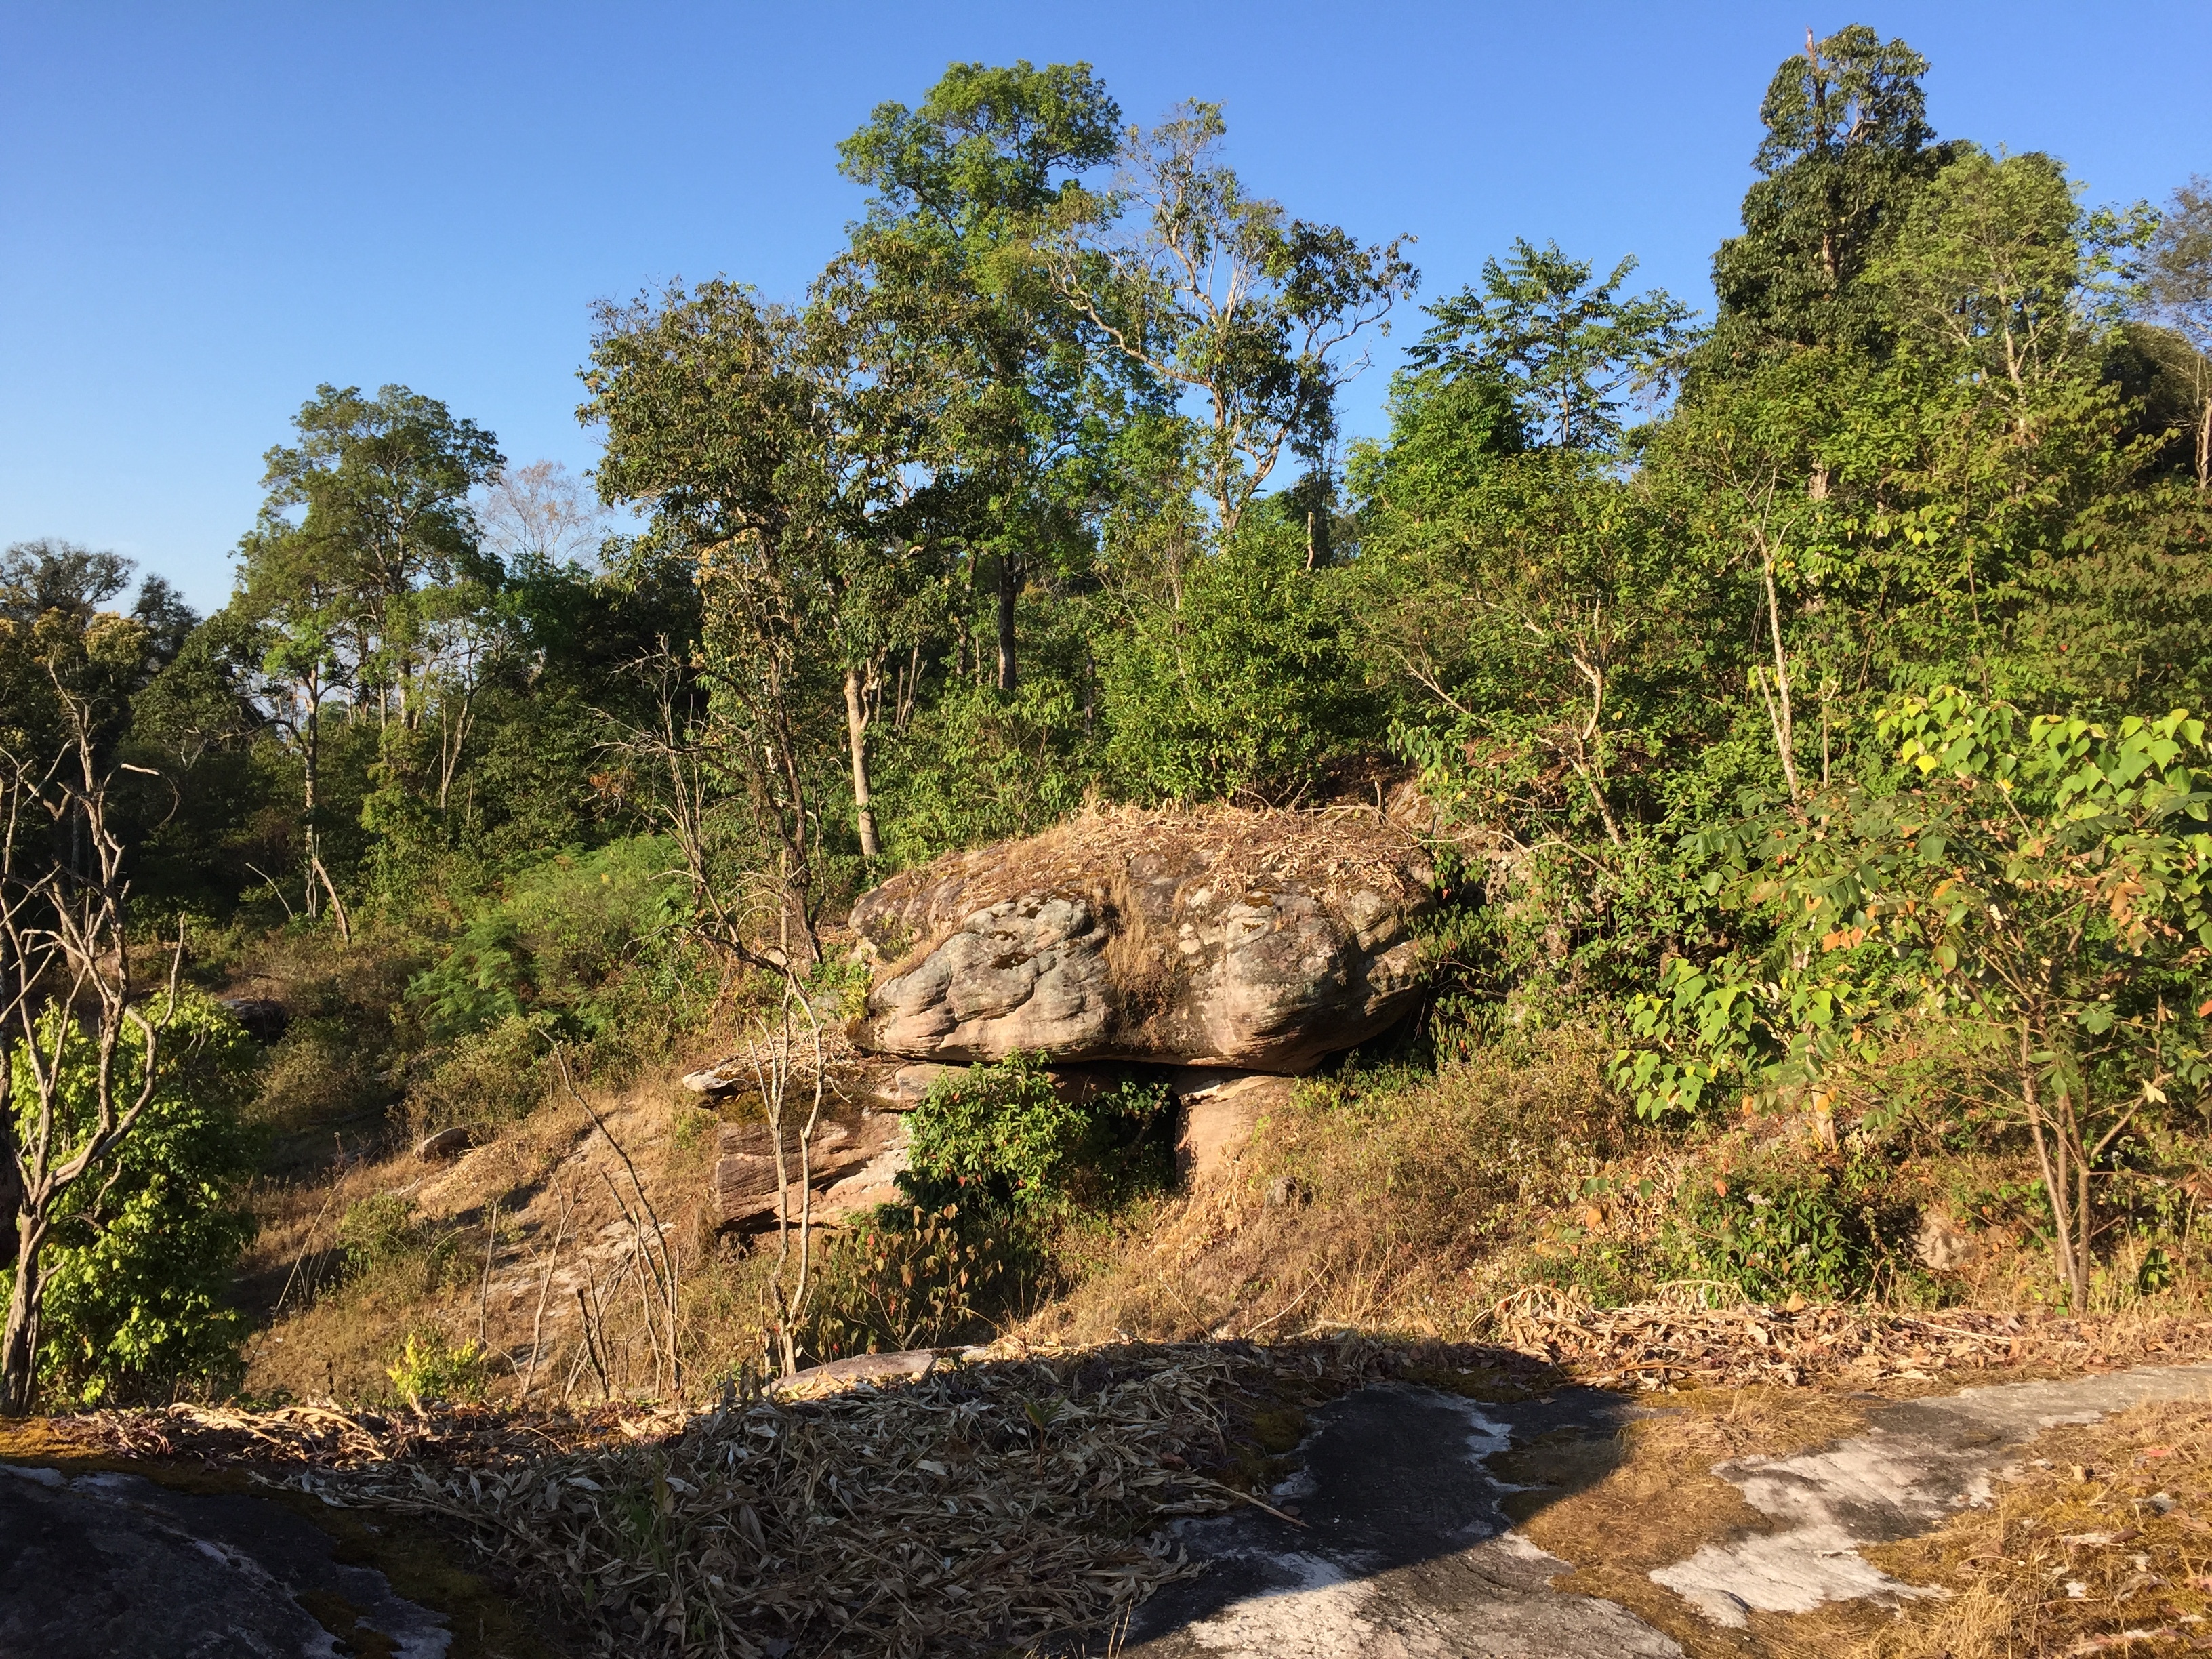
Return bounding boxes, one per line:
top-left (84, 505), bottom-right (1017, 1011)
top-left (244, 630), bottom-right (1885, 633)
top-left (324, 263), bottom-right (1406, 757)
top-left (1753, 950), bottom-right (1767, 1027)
top-left (846, 807), bottom-right (1432, 1073)
top-left (714, 1112), bottom-right (911, 1234)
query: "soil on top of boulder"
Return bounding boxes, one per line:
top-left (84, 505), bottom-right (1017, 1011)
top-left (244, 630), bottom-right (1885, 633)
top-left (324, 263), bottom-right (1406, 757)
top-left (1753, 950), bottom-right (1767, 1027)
top-left (846, 804), bottom-right (1435, 1074)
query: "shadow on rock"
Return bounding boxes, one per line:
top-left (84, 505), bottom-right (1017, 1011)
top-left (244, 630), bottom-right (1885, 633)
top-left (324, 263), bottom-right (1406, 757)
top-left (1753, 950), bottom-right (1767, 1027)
top-left (1121, 1372), bottom-right (1683, 1659)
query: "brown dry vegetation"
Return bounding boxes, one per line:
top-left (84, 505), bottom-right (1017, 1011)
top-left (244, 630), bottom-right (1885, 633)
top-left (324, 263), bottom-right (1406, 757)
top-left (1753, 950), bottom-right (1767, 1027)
top-left (1019, 1026), bottom-right (2212, 1357)
top-left (240, 1071), bottom-right (757, 1408)
top-left (1024, 1030), bottom-right (1633, 1347)
top-left (1841, 1398), bottom-right (2212, 1659)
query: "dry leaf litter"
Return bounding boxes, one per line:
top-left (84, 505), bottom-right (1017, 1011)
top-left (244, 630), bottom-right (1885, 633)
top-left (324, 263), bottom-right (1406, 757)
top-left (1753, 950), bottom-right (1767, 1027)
top-left (56, 1300), bottom-right (2212, 1658)
top-left (73, 1341), bottom-right (1413, 1658)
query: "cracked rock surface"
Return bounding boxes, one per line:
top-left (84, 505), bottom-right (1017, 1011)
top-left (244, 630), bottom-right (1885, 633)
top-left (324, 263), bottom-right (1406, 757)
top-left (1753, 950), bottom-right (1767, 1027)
top-left (846, 813), bottom-right (1433, 1072)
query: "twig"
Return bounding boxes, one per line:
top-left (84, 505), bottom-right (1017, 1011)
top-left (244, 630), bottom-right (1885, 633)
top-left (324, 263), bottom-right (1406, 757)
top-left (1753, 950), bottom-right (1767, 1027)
top-left (1187, 1476), bottom-right (1307, 1528)
top-left (477, 1199), bottom-right (499, 1347)
top-left (1237, 1272), bottom-right (1323, 1339)
top-left (273, 1177), bottom-right (343, 1318)
top-left (518, 1189), bottom-right (571, 1402)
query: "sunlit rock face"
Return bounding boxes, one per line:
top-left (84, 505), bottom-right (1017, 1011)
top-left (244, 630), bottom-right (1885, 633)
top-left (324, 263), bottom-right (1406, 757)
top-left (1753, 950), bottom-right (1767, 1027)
top-left (844, 807), bottom-right (1433, 1074)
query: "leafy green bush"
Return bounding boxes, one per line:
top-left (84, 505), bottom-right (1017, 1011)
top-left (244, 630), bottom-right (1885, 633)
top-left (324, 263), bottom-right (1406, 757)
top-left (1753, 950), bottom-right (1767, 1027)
top-left (801, 1202), bottom-right (1018, 1359)
top-left (875, 678), bottom-right (1101, 867)
top-left (1614, 691), bottom-right (2212, 1309)
top-left (407, 836), bottom-right (691, 1043)
top-left (5, 994), bottom-right (258, 1405)
top-left (907, 1052), bottom-right (1170, 1214)
top-left (403, 1013), bottom-right (549, 1136)
top-left (337, 1193), bottom-right (419, 1275)
top-left (1100, 513), bottom-right (1380, 802)
top-left (1670, 1156), bottom-right (1919, 1304)
top-left (385, 1329), bottom-right (489, 1408)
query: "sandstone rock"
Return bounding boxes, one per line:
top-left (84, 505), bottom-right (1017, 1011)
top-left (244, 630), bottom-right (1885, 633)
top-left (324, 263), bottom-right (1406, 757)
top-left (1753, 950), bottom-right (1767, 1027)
top-left (714, 1115), bottom-right (911, 1233)
top-left (1173, 1071), bottom-right (1295, 1187)
top-left (771, 1349), bottom-right (935, 1397)
top-left (1914, 1209), bottom-right (1978, 1271)
top-left (848, 808), bottom-right (1432, 1073)
top-left (870, 1062), bottom-right (958, 1111)
top-left (414, 1126), bottom-right (474, 1162)
top-left (682, 1060), bottom-right (747, 1095)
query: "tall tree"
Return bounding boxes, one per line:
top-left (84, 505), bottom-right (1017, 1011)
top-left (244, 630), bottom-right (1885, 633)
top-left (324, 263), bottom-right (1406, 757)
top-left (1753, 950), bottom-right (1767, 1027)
top-left (232, 384), bottom-right (504, 926)
top-left (1706, 25), bottom-right (1949, 370)
top-left (1408, 239), bottom-right (1693, 453)
top-left (2139, 176), bottom-right (2212, 489)
top-left (1048, 102), bottom-right (1416, 542)
top-left (838, 60), bottom-right (1123, 694)
top-left (245, 383), bottom-right (503, 728)
top-left (583, 279), bottom-right (942, 901)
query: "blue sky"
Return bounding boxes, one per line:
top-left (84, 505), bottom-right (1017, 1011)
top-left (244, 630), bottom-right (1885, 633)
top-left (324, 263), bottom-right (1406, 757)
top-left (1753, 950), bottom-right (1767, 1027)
top-left (4, 1), bottom-right (2207, 610)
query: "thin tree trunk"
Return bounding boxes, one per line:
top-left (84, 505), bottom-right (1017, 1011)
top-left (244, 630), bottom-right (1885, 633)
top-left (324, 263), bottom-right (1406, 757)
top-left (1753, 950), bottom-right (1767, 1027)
top-left (1754, 529), bottom-right (1801, 806)
top-left (843, 668), bottom-right (880, 860)
top-left (2019, 1021), bottom-right (2088, 1311)
top-left (0, 1217), bottom-right (47, 1414)
top-left (996, 554), bottom-right (1019, 694)
top-left (2196, 392), bottom-right (2209, 493)
top-left (298, 697), bottom-right (348, 942)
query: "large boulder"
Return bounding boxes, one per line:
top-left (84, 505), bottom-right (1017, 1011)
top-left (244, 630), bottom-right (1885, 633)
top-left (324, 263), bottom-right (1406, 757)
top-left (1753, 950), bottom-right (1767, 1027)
top-left (846, 807), bottom-right (1433, 1073)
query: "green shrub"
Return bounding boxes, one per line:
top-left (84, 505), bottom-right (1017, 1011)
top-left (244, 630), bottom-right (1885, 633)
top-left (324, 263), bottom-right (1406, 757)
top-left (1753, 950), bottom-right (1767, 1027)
top-left (1100, 513), bottom-right (1380, 802)
top-left (801, 1202), bottom-right (1019, 1360)
top-left (403, 1013), bottom-right (549, 1136)
top-left (385, 1329), bottom-right (489, 1408)
top-left (337, 1193), bottom-right (419, 1275)
top-left (407, 836), bottom-right (691, 1044)
top-left (907, 1052), bottom-right (1170, 1215)
top-left (1669, 1155), bottom-right (1920, 1304)
top-left (5, 994), bottom-right (258, 1405)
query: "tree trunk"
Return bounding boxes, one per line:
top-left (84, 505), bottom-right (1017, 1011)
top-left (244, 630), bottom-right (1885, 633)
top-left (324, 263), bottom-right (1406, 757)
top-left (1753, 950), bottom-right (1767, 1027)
top-left (1754, 531), bottom-right (1801, 806)
top-left (2019, 1021), bottom-right (2090, 1311)
top-left (2196, 392), bottom-right (2209, 493)
top-left (996, 554), bottom-right (1019, 694)
top-left (843, 668), bottom-right (880, 861)
top-left (298, 699), bottom-right (351, 944)
top-left (0, 1216), bottom-right (47, 1414)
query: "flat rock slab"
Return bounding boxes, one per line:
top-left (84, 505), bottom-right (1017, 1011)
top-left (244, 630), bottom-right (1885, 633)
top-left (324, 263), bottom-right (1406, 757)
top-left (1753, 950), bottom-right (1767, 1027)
top-left (1128, 1361), bottom-right (2212, 1656)
top-left (1652, 1361), bottom-right (2212, 1626)
top-left (0, 1461), bottom-right (452, 1658)
top-left (1125, 1383), bottom-right (1679, 1658)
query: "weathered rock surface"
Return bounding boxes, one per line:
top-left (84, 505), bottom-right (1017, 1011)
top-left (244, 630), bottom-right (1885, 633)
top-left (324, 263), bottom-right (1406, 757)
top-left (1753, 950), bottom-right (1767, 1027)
top-left (714, 1112), bottom-right (911, 1234)
top-left (1172, 1071), bottom-right (1296, 1186)
top-left (413, 1126), bottom-right (474, 1162)
top-left (1650, 1362), bottom-right (2212, 1625)
top-left (846, 808), bottom-right (1433, 1073)
top-left (1126, 1384), bottom-right (1679, 1658)
top-left (1130, 1362), bottom-right (2212, 1656)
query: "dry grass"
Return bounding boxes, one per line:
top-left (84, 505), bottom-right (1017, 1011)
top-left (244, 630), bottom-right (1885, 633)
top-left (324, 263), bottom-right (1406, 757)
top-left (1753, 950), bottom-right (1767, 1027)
top-left (1816, 1398), bottom-right (2212, 1658)
top-left (1496, 1387), bottom-right (1878, 1656)
top-left (1020, 1033), bottom-right (1639, 1347)
top-left (241, 1074), bottom-right (738, 1409)
top-left (56, 1338), bottom-right (1461, 1659)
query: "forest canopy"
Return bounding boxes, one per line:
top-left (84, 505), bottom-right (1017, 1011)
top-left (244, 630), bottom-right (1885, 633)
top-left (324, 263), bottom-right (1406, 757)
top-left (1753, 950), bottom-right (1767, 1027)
top-left (3, 25), bottom-right (2209, 1406)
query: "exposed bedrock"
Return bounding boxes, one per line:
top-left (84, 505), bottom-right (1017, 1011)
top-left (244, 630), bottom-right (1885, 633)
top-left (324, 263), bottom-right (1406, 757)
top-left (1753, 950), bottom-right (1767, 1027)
top-left (845, 808), bottom-right (1435, 1073)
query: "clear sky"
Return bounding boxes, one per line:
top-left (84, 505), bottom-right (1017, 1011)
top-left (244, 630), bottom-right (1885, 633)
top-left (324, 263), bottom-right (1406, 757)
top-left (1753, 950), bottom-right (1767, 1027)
top-left (4, 1), bottom-right (2207, 611)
